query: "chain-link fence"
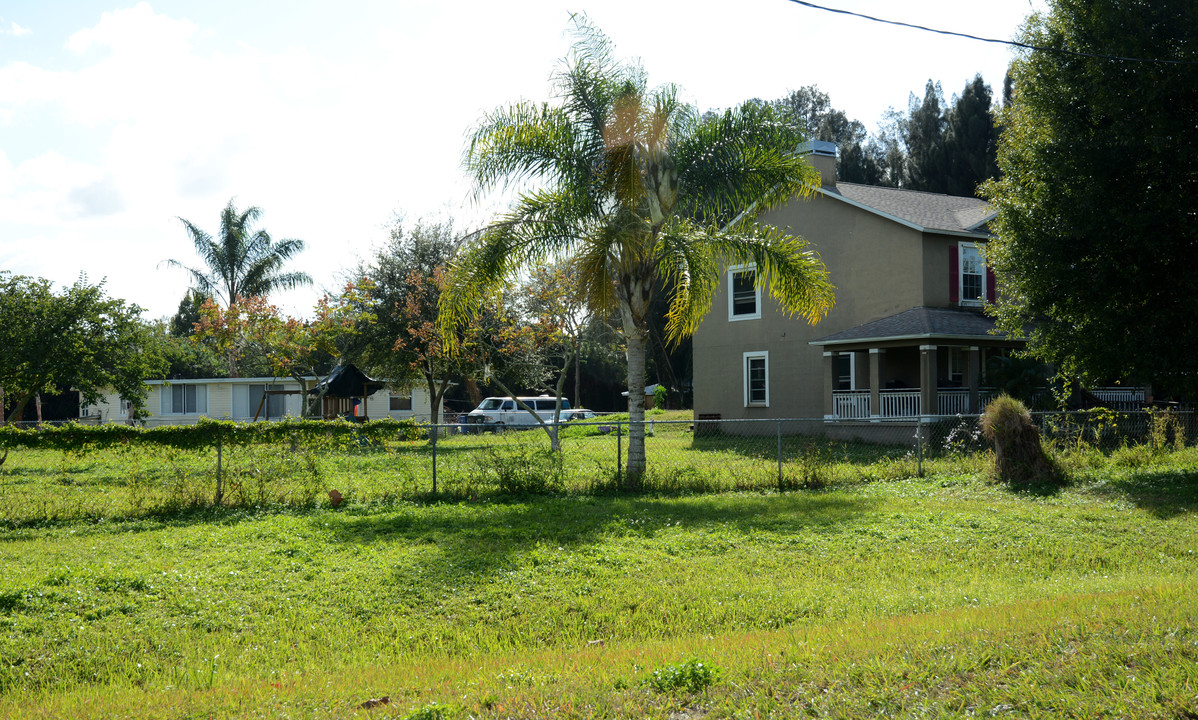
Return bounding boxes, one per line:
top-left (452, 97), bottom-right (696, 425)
top-left (3, 410), bottom-right (1194, 522)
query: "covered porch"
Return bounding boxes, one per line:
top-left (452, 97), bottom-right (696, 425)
top-left (812, 307), bottom-right (1020, 420)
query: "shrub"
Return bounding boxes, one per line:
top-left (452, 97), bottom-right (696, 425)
top-left (646, 658), bottom-right (720, 694)
top-left (980, 395), bottom-right (1065, 487)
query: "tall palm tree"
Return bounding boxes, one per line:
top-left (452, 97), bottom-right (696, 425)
top-left (166, 198), bottom-right (312, 308)
top-left (441, 18), bottom-right (836, 484)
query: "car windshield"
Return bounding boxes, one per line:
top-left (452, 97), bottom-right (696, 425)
top-left (478, 399), bottom-right (503, 410)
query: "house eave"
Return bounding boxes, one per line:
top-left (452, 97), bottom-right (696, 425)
top-left (809, 333), bottom-right (1019, 347)
top-left (815, 187), bottom-right (993, 239)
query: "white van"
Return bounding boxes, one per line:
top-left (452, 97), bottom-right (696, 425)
top-left (462, 396), bottom-right (572, 430)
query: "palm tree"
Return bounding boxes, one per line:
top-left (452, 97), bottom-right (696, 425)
top-left (166, 198), bottom-right (312, 308)
top-left (440, 18), bottom-right (836, 484)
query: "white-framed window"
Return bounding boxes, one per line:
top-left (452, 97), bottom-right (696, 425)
top-left (743, 351), bottom-right (769, 407)
top-left (958, 242), bottom-right (986, 306)
top-left (162, 384), bottom-right (207, 415)
top-left (728, 264), bottom-right (761, 321)
top-left (389, 393), bottom-right (412, 412)
top-left (836, 353), bottom-right (856, 391)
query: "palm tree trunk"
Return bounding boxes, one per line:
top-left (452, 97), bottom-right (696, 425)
top-left (623, 325), bottom-right (648, 488)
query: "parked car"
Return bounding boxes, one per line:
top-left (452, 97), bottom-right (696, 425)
top-left (461, 396), bottom-right (573, 431)
top-left (563, 408), bottom-right (598, 421)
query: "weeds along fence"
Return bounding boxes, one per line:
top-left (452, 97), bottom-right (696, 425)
top-left (0, 410), bottom-right (1194, 522)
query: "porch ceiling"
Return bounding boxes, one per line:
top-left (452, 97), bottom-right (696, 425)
top-left (810, 306), bottom-right (1021, 348)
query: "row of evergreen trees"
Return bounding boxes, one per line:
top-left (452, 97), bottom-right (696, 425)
top-left (765, 74), bottom-right (1006, 197)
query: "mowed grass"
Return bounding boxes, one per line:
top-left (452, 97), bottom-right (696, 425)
top-left (1, 431), bottom-right (1197, 717)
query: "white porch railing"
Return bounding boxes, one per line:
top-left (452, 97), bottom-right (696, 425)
top-left (830, 386), bottom-right (1147, 420)
top-left (937, 389), bottom-right (969, 415)
top-left (830, 389), bottom-right (969, 419)
top-left (1091, 387), bottom-right (1146, 410)
top-left (881, 390), bottom-right (921, 418)
top-left (832, 390), bottom-right (871, 419)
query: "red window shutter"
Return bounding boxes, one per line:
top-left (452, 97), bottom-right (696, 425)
top-left (949, 244), bottom-right (959, 304)
top-left (986, 267), bottom-right (997, 304)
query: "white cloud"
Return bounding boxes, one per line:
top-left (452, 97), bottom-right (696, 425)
top-left (1, 19), bottom-right (31, 37)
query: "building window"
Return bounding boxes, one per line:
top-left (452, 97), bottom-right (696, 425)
top-left (743, 351), bottom-right (769, 407)
top-left (728, 264), bottom-right (761, 321)
top-left (164, 384), bottom-right (207, 415)
top-left (959, 242), bottom-right (986, 306)
top-left (947, 348), bottom-right (965, 386)
top-left (389, 393), bottom-right (412, 412)
top-left (836, 353), bottom-right (855, 391)
top-left (249, 384), bottom-right (285, 419)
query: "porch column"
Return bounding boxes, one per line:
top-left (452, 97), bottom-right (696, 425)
top-left (920, 344), bottom-right (937, 418)
top-left (967, 346), bottom-right (981, 413)
top-left (823, 351), bottom-right (836, 419)
top-left (869, 348), bottom-right (884, 419)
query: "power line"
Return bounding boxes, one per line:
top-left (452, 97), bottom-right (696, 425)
top-left (782, 0), bottom-right (1198, 66)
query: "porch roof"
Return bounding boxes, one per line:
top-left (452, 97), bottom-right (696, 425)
top-left (810, 306), bottom-right (1013, 347)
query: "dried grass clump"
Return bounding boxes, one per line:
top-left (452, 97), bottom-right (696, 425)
top-left (980, 395), bottom-right (1065, 487)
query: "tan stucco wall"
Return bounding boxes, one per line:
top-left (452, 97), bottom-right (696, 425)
top-left (693, 191), bottom-right (930, 420)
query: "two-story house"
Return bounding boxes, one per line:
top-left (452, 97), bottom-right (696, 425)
top-left (693, 141), bottom-right (1022, 437)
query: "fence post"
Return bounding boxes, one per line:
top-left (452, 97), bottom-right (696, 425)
top-left (916, 416), bottom-right (924, 478)
top-left (430, 423), bottom-right (438, 496)
top-left (616, 420), bottom-right (622, 486)
top-left (777, 419), bottom-right (783, 490)
top-left (215, 438), bottom-right (223, 506)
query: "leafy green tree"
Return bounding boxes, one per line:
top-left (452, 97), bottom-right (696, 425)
top-left (150, 321), bottom-right (229, 379)
top-left (441, 18), bottom-right (835, 483)
top-left (169, 289), bottom-right (210, 337)
top-left (981, 0), bottom-right (1198, 394)
top-left (0, 273), bottom-right (165, 423)
top-left (166, 198), bottom-right (311, 308)
top-left (942, 75), bottom-right (999, 197)
top-left (352, 217), bottom-right (511, 426)
top-left (773, 86), bottom-right (891, 185)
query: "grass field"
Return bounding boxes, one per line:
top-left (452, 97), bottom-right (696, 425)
top-left (2, 419), bottom-right (1197, 718)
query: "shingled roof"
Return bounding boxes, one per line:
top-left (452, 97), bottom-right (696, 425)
top-left (811, 307), bottom-right (1012, 346)
top-left (822, 183), bottom-right (994, 236)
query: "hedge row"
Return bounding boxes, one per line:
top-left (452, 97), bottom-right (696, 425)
top-left (0, 417), bottom-right (426, 452)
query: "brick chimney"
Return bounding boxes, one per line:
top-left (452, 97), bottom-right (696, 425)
top-left (799, 140), bottom-right (837, 187)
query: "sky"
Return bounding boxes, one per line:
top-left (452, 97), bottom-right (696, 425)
top-left (0, 0), bottom-right (1047, 320)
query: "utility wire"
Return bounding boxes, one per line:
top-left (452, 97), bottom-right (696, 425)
top-left (783, 0), bottom-right (1198, 66)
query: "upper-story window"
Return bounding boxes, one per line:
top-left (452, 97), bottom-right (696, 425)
top-left (958, 242), bottom-right (986, 306)
top-left (728, 264), bottom-right (761, 321)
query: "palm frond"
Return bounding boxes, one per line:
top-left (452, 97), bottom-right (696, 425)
top-left (655, 218), bottom-right (835, 344)
top-left (673, 102), bottom-right (819, 225)
top-left (466, 102), bottom-right (583, 193)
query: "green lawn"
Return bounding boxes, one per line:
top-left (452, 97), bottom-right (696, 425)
top-left (1, 432), bottom-right (1197, 718)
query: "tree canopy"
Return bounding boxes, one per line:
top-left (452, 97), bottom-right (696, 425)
top-left (981, 0), bottom-right (1198, 394)
top-left (442, 17), bottom-right (834, 482)
top-left (0, 273), bottom-right (164, 423)
top-left (351, 217), bottom-right (513, 425)
top-left (166, 198), bottom-right (311, 308)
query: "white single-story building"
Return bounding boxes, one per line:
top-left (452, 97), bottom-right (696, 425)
top-left (81, 376), bottom-right (441, 425)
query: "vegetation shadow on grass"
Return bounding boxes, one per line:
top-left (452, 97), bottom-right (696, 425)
top-left (1084, 468), bottom-right (1198, 519)
top-left (321, 492), bottom-right (880, 589)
